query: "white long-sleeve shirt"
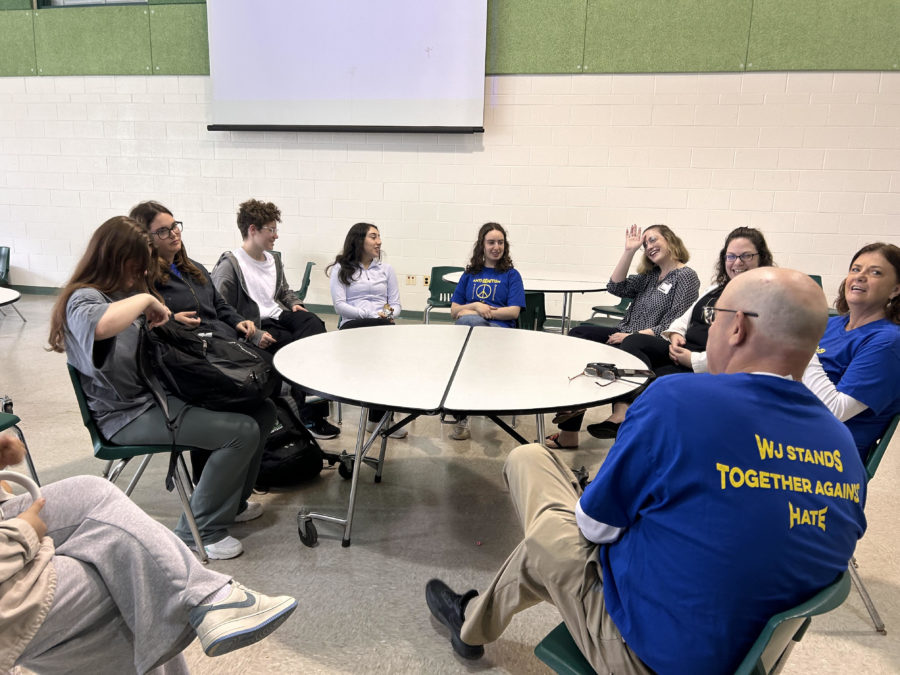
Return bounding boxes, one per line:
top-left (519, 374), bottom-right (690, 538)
top-left (329, 260), bottom-right (401, 326)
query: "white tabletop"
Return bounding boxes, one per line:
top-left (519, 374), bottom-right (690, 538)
top-left (443, 327), bottom-right (647, 415)
top-left (274, 324), bottom-right (470, 414)
top-left (442, 271), bottom-right (607, 294)
top-left (0, 287), bottom-right (20, 306)
top-left (274, 324), bottom-right (647, 417)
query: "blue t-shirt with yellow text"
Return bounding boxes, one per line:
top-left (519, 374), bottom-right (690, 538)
top-left (579, 373), bottom-right (867, 674)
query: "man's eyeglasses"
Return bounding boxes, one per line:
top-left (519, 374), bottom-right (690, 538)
top-left (725, 252), bottom-right (758, 263)
top-left (259, 225), bottom-right (278, 235)
top-left (703, 306), bottom-right (760, 324)
top-left (150, 221), bottom-right (183, 240)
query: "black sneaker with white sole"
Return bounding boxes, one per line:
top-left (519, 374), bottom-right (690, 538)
top-left (303, 417), bottom-right (341, 439)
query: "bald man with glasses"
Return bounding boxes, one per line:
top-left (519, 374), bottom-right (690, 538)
top-left (426, 267), bottom-right (867, 674)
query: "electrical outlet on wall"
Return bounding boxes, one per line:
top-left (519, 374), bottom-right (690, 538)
top-left (406, 275), bottom-right (417, 286)
top-left (423, 275), bottom-right (431, 286)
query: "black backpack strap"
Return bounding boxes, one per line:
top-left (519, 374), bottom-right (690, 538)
top-left (138, 321), bottom-right (193, 492)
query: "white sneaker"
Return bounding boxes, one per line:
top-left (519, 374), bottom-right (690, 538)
top-left (450, 418), bottom-right (470, 440)
top-left (197, 535), bottom-right (243, 560)
top-left (234, 500), bottom-right (264, 523)
top-left (189, 582), bottom-right (297, 657)
top-left (366, 417), bottom-right (408, 439)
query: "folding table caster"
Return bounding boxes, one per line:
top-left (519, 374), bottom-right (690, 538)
top-left (297, 510), bottom-right (318, 547)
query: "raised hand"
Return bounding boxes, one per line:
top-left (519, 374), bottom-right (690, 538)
top-left (624, 224), bottom-right (643, 252)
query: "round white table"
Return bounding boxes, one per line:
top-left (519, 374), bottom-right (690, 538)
top-left (442, 271), bottom-right (607, 334)
top-left (0, 287), bottom-right (25, 322)
top-left (274, 324), bottom-right (648, 547)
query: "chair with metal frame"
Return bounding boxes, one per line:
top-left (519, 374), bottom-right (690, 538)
top-left (0, 400), bottom-right (40, 486)
top-left (67, 364), bottom-right (208, 563)
top-left (534, 571), bottom-right (851, 675)
top-left (847, 412), bottom-right (899, 634)
top-left (423, 266), bottom-right (464, 324)
top-left (580, 296), bottom-right (631, 329)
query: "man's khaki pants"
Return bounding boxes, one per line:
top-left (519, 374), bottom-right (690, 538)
top-left (460, 443), bottom-right (651, 675)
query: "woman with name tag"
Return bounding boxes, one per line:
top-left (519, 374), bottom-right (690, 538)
top-left (547, 224), bottom-right (699, 449)
top-left (803, 242), bottom-right (900, 460)
top-left (327, 222), bottom-right (407, 438)
top-left (47, 216), bottom-right (275, 560)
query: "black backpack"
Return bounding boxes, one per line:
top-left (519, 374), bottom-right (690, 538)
top-left (255, 397), bottom-right (325, 490)
top-left (141, 322), bottom-right (278, 411)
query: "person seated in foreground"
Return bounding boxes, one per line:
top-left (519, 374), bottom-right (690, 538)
top-left (211, 198), bottom-right (339, 440)
top-left (0, 435), bottom-right (296, 674)
top-left (447, 222), bottom-right (526, 440)
top-left (802, 242), bottom-right (900, 460)
top-left (426, 267), bottom-right (867, 674)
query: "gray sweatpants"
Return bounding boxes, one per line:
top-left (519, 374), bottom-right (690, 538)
top-left (110, 396), bottom-right (276, 546)
top-left (2, 475), bottom-right (230, 675)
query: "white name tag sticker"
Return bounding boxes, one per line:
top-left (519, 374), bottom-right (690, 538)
top-left (658, 282), bottom-right (672, 294)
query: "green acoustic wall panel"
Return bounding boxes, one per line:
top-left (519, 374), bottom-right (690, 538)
top-left (486, 0), bottom-right (587, 74)
top-left (584, 0), bottom-right (753, 73)
top-left (150, 3), bottom-right (208, 74)
top-left (0, 1), bottom-right (31, 10)
top-left (33, 5), bottom-right (151, 75)
top-left (0, 10), bottom-right (36, 76)
top-left (748, 0), bottom-right (900, 71)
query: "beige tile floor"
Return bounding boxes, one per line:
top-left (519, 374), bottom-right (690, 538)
top-left (2, 294), bottom-right (898, 674)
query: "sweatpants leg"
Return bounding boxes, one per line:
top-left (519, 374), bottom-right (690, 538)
top-left (460, 444), bottom-right (650, 675)
top-left (5, 476), bottom-right (229, 674)
top-left (110, 397), bottom-right (275, 545)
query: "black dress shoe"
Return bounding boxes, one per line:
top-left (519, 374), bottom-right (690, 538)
top-left (425, 579), bottom-right (485, 660)
top-left (587, 420), bottom-right (621, 439)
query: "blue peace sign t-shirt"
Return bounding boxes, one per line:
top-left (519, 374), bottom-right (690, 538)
top-left (450, 268), bottom-right (526, 328)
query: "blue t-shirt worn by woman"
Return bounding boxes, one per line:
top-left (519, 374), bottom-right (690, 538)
top-left (450, 268), bottom-right (526, 328)
top-left (817, 314), bottom-right (900, 457)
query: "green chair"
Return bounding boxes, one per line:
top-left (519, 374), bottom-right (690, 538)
top-left (0, 246), bottom-right (10, 287)
top-left (423, 266), bottom-right (464, 324)
top-left (0, 407), bottom-right (40, 485)
top-left (847, 412), bottom-right (899, 634)
top-left (581, 297), bottom-right (631, 329)
top-left (535, 571), bottom-right (851, 675)
top-left (67, 364), bottom-right (208, 563)
top-left (518, 292), bottom-right (547, 331)
top-left (297, 261), bottom-right (315, 302)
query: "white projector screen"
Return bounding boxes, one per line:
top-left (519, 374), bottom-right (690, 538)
top-left (206, 0), bottom-right (488, 132)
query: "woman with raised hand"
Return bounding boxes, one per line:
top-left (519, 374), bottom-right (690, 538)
top-left (447, 222), bottom-right (526, 439)
top-left (547, 224), bottom-right (700, 449)
top-left (803, 242), bottom-right (900, 460)
top-left (48, 216), bottom-right (276, 560)
top-left (327, 222), bottom-right (407, 437)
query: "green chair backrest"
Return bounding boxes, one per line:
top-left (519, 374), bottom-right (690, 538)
top-left (297, 261), bottom-right (315, 302)
top-left (67, 363), bottom-right (171, 461)
top-left (808, 274), bottom-right (823, 288)
top-left (427, 266), bottom-right (464, 305)
top-left (734, 571), bottom-right (851, 675)
top-left (863, 413), bottom-right (899, 482)
top-left (518, 291), bottom-right (547, 331)
top-left (535, 571), bottom-right (851, 675)
top-left (0, 246), bottom-right (10, 287)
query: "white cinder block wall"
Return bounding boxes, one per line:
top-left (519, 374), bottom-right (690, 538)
top-left (1, 71), bottom-right (898, 319)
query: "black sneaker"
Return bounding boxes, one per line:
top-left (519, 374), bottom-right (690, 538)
top-left (303, 417), bottom-right (340, 439)
top-left (425, 578), bottom-right (484, 660)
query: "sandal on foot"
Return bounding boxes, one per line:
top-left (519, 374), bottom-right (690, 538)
top-left (586, 421), bottom-right (621, 439)
top-left (545, 433), bottom-right (578, 450)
